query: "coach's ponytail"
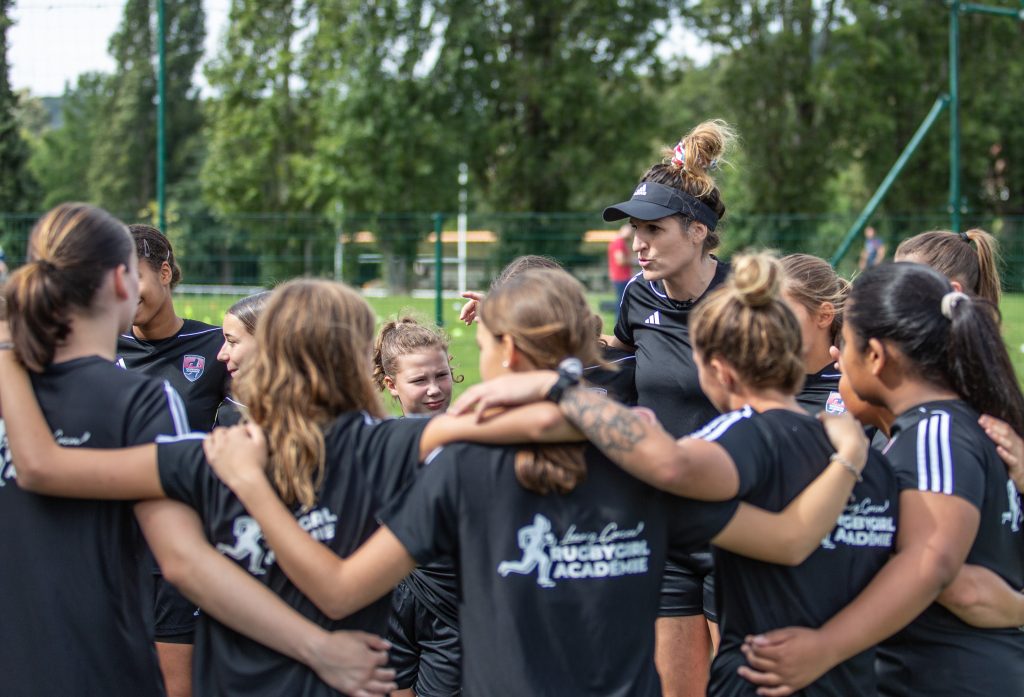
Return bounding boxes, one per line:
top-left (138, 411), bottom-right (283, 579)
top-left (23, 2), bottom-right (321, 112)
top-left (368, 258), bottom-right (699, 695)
top-left (847, 262), bottom-right (1024, 434)
top-left (5, 204), bottom-right (133, 372)
top-left (895, 228), bottom-right (1001, 306)
top-left (690, 252), bottom-right (805, 394)
top-left (479, 268), bottom-right (605, 495)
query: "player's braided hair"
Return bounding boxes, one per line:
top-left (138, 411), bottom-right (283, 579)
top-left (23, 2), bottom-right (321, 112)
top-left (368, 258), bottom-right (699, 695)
top-left (130, 224), bottom-right (182, 290)
top-left (479, 268), bottom-right (606, 495)
top-left (5, 203), bottom-right (133, 372)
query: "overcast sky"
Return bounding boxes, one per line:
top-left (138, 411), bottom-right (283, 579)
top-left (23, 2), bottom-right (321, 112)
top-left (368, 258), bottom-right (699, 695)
top-left (9, 1), bottom-right (708, 98)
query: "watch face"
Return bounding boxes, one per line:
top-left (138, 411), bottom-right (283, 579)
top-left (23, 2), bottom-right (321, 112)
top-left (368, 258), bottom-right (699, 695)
top-left (561, 357), bottom-right (584, 379)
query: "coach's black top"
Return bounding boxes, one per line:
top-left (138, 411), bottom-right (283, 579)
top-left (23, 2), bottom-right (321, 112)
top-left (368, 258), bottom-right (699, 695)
top-left (795, 365), bottom-right (845, 416)
top-left (118, 319), bottom-right (229, 432)
top-left (0, 356), bottom-right (188, 697)
top-left (382, 441), bottom-right (738, 697)
top-left (698, 407), bottom-right (897, 697)
top-left (583, 345), bottom-right (638, 406)
top-left (876, 400), bottom-right (1024, 697)
top-left (614, 261), bottom-right (729, 438)
top-left (157, 412), bottom-right (429, 697)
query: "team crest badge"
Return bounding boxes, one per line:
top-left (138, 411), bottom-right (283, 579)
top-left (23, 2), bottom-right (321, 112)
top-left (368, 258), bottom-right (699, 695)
top-left (182, 355), bottom-right (206, 382)
top-left (825, 391), bottom-right (847, 415)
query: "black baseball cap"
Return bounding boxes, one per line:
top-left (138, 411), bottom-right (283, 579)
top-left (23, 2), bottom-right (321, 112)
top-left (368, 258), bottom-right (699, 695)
top-left (602, 181), bottom-right (719, 230)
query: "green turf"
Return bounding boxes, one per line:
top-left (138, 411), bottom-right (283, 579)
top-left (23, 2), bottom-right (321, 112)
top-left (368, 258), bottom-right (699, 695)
top-left (177, 291), bottom-right (619, 416)
top-left (180, 290), bottom-right (1024, 415)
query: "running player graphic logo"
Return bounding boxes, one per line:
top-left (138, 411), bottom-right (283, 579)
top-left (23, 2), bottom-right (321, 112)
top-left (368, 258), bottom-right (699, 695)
top-left (216, 516), bottom-right (275, 575)
top-left (1003, 479), bottom-right (1022, 533)
top-left (0, 421), bottom-right (14, 487)
top-left (498, 514), bottom-right (557, 588)
top-left (182, 355), bottom-right (206, 382)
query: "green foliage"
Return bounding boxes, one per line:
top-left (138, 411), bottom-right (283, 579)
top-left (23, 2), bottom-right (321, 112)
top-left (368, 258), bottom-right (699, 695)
top-left (0, 0), bottom-right (38, 213)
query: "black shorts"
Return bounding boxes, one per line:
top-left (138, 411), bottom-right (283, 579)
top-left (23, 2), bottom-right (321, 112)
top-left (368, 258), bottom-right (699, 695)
top-left (386, 581), bottom-right (461, 696)
top-left (154, 573), bottom-right (198, 644)
top-left (658, 553), bottom-right (716, 621)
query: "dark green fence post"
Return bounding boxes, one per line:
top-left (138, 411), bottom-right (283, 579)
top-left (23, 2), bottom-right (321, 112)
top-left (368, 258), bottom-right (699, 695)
top-left (433, 213), bottom-right (444, 327)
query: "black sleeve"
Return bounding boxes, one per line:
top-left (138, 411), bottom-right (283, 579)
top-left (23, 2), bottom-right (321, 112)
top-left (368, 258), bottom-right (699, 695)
top-left (352, 416), bottom-right (432, 503)
top-left (664, 494), bottom-right (740, 561)
top-left (887, 416), bottom-right (986, 509)
top-left (613, 282), bottom-right (636, 348)
top-left (156, 437), bottom-right (214, 512)
top-left (692, 411), bottom-right (768, 498)
top-left (378, 447), bottom-right (461, 565)
top-left (125, 380), bottom-right (191, 445)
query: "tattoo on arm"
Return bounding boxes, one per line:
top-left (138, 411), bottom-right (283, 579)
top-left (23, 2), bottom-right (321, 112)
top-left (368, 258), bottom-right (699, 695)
top-left (560, 387), bottom-right (645, 456)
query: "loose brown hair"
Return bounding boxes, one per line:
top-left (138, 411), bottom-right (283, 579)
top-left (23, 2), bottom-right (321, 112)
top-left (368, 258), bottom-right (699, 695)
top-left (131, 224), bottom-right (182, 290)
top-left (895, 229), bottom-right (1001, 305)
top-left (478, 268), bottom-right (604, 495)
top-left (691, 252), bottom-right (805, 395)
top-left (372, 315), bottom-right (462, 392)
top-left (234, 279), bottom-right (384, 509)
top-left (5, 203), bottom-right (133, 372)
top-left (640, 119), bottom-right (737, 254)
top-left (781, 253), bottom-right (851, 344)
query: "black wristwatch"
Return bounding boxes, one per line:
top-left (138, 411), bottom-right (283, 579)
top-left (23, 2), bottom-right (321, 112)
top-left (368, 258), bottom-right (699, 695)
top-left (545, 357), bottom-right (583, 404)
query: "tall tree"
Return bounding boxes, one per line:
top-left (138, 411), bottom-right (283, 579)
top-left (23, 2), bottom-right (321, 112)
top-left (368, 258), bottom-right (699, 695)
top-left (0, 0), bottom-right (38, 212)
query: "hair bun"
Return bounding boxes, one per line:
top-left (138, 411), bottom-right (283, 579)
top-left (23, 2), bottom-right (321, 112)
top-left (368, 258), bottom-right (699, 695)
top-left (731, 252), bottom-right (782, 308)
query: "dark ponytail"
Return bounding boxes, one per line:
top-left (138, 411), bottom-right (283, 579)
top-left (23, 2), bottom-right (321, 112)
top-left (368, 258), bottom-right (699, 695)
top-left (847, 262), bottom-right (1024, 433)
top-left (5, 204), bottom-right (133, 372)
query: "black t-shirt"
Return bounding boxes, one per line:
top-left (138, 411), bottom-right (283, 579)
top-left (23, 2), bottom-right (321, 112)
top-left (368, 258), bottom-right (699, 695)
top-left (583, 345), bottom-right (638, 406)
top-left (876, 400), bottom-right (1024, 697)
top-left (157, 412), bottom-right (429, 697)
top-left (795, 365), bottom-right (846, 416)
top-left (614, 261), bottom-right (730, 438)
top-left (213, 397), bottom-right (245, 428)
top-left (118, 319), bottom-right (229, 432)
top-left (694, 407), bottom-right (898, 697)
top-left (381, 442), bottom-right (739, 697)
top-left (0, 356), bottom-right (188, 697)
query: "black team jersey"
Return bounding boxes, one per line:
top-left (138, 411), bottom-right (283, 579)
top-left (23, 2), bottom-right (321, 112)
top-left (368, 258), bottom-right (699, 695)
top-left (213, 397), bottom-right (244, 428)
top-left (584, 345), bottom-right (638, 406)
top-left (0, 356), bottom-right (189, 697)
top-left (118, 319), bottom-right (229, 432)
top-left (876, 400), bottom-right (1024, 697)
top-left (613, 260), bottom-right (730, 438)
top-left (795, 365), bottom-right (846, 416)
top-left (696, 407), bottom-right (898, 697)
top-left (156, 413), bottom-right (430, 697)
top-left (381, 442), bottom-right (739, 697)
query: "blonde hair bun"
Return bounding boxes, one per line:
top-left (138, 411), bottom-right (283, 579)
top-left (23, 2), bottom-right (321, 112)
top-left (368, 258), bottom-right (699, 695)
top-left (730, 252), bottom-right (782, 308)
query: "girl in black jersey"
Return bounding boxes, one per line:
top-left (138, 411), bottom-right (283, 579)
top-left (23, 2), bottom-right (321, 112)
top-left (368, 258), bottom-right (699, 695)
top-left (116, 225), bottom-right (230, 694)
top-left (780, 254), bottom-right (848, 416)
top-left (451, 255), bottom-right (901, 697)
top-left (739, 262), bottom-right (1024, 697)
top-left (0, 205), bottom-right (389, 697)
top-left (0, 277), bottom-right (588, 697)
top-left (203, 266), bottom-right (872, 697)
top-left (373, 316), bottom-right (458, 416)
top-left (214, 291), bottom-right (272, 427)
top-left (372, 316), bottom-right (461, 697)
top-left (600, 120), bottom-right (737, 696)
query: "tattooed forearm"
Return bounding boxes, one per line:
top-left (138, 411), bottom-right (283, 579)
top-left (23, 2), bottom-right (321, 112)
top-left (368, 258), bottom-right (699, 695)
top-left (559, 387), bottom-right (646, 456)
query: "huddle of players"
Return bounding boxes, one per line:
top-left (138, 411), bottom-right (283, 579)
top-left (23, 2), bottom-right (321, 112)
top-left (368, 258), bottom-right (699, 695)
top-left (0, 117), bottom-right (1021, 697)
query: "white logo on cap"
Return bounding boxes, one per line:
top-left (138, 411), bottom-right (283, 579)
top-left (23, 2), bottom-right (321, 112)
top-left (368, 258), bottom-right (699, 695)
top-left (633, 184), bottom-right (647, 197)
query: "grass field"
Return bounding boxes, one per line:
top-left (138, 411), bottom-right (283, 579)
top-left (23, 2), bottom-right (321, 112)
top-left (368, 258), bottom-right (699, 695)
top-left (179, 291), bottom-right (1024, 414)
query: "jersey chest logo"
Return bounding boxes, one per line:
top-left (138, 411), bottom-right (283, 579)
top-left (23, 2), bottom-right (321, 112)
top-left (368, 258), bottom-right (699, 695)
top-left (182, 354), bottom-right (206, 382)
top-left (825, 391), bottom-right (847, 415)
